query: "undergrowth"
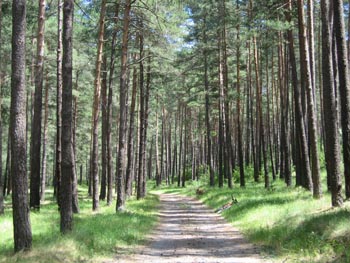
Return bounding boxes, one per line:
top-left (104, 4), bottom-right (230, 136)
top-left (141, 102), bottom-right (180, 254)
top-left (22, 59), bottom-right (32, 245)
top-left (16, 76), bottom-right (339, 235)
top-left (0, 186), bottom-right (159, 263)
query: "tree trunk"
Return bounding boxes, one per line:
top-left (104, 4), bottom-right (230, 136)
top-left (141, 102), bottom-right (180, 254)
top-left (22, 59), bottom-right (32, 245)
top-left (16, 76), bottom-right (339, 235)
top-left (126, 63), bottom-right (137, 197)
top-left (286, 0), bottom-right (313, 191)
top-left (100, 56), bottom-right (108, 201)
top-left (333, 0), bottom-right (350, 199)
top-left (55, 0), bottom-right (63, 207)
top-left (116, 0), bottom-right (131, 211)
top-left (40, 71), bottom-right (49, 201)
top-left (107, 2), bottom-right (120, 206)
top-left (138, 30), bottom-right (147, 196)
top-left (60, 0), bottom-right (74, 233)
top-left (203, 18), bottom-right (214, 186)
top-left (182, 107), bottom-right (187, 188)
top-left (71, 143), bottom-right (79, 213)
top-left (297, 0), bottom-right (321, 197)
top-left (320, 0), bottom-right (343, 207)
top-left (11, 0), bottom-right (32, 251)
top-left (236, 9), bottom-right (245, 187)
top-left (91, 0), bottom-right (107, 211)
top-left (177, 105), bottom-right (183, 187)
top-left (0, 0), bottom-right (4, 215)
top-left (30, 0), bottom-right (46, 210)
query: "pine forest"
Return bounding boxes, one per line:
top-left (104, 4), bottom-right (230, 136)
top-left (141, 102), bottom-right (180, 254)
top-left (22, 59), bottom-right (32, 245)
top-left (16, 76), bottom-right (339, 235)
top-left (1, 0), bottom-right (350, 262)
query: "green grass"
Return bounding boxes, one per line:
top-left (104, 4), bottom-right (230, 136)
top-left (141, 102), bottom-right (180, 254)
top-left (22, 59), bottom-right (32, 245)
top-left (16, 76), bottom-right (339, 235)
top-left (0, 186), bottom-right (159, 263)
top-left (155, 174), bottom-right (350, 263)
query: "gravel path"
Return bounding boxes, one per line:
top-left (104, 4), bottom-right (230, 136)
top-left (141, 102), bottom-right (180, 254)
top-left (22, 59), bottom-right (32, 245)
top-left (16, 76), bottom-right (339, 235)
top-left (115, 193), bottom-right (265, 263)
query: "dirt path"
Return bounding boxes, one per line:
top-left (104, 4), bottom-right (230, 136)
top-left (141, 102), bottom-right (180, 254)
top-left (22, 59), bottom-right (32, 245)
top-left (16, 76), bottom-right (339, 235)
top-left (114, 193), bottom-right (265, 263)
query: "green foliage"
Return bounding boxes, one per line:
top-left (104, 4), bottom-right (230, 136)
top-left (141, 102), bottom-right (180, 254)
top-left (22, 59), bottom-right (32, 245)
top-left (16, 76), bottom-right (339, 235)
top-left (0, 187), bottom-right (159, 263)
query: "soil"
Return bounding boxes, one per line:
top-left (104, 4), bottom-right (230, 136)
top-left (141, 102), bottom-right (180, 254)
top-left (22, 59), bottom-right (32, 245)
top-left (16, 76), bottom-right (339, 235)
top-left (113, 193), bottom-right (266, 263)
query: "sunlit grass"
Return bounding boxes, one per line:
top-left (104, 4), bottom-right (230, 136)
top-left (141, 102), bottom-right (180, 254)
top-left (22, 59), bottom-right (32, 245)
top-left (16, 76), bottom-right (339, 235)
top-left (0, 186), bottom-right (159, 263)
top-left (157, 171), bottom-right (350, 263)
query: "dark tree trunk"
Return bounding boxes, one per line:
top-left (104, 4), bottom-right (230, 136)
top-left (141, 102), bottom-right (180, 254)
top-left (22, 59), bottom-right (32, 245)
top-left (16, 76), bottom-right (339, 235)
top-left (71, 144), bottom-right (79, 214)
top-left (286, 0), bottom-right (313, 191)
top-left (297, 0), bottom-right (321, 198)
top-left (0, 0), bottom-right (4, 215)
top-left (126, 63), bottom-right (137, 197)
top-left (333, 0), bottom-right (350, 199)
top-left (30, 0), bottom-right (46, 211)
top-left (11, 0), bottom-right (32, 251)
top-left (106, 2), bottom-right (120, 206)
top-left (100, 56), bottom-right (108, 201)
top-left (236, 12), bottom-right (245, 187)
top-left (3, 135), bottom-right (10, 196)
top-left (137, 29), bottom-right (148, 199)
top-left (55, 0), bottom-right (63, 206)
top-left (40, 71), bottom-right (49, 201)
top-left (116, 0), bottom-right (131, 211)
top-left (91, 0), bottom-right (107, 211)
top-left (177, 105), bottom-right (183, 187)
top-left (182, 108), bottom-right (187, 188)
top-left (321, 0), bottom-right (343, 207)
top-left (60, 0), bottom-right (74, 233)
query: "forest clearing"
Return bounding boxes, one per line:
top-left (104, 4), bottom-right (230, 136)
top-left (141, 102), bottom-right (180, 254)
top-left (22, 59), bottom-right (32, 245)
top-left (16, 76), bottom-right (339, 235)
top-left (1, 0), bottom-right (350, 262)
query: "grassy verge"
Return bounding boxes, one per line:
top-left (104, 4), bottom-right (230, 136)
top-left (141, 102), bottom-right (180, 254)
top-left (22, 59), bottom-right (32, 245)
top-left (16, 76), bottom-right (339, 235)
top-left (155, 176), bottom-right (350, 263)
top-left (0, 186), bottom-right (159, 263)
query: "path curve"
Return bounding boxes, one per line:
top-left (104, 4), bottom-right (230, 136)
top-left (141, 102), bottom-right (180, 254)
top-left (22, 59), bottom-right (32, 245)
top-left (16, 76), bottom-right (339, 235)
top-left (115, 193), bottom-right (265, 263)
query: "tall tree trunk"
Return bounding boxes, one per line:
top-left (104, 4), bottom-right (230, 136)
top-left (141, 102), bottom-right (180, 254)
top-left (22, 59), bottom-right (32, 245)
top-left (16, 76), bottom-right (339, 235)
top-left (30, 0), bottom-right (46, 210)
top-left (11, 0), bottom-right (32, 251)
top-left (91, 0), bottom-right (107, 211)
top-left (253, 36), bottom-right (261, 182)
top-left (297, 0), bottom-right (321, 197)
top-left (203, 18), bottom-right (214, 186)
top-left (106, 2), bottom-right (120, 206)
top-left (286, 0), bottom-right (313, 191)
top-left (177, 105), bottom-right (183, 187)
top-left (333, 0), bottom-right (350, 199)
top-left (236, 7), bottom-right (245, 187)
top-left (100, 56), bottom-right (108, 201)
top-left (0, 0), bottom-right (4, 215)
top-left (71, 70), bottom-right (79, 212)
top-left (182, 107), bottom-right (187, 188)
top-left (126, 63), bottom-right (137, 197)
top-left (137, 30), bottom-right (149, 199)
top-left (320, 0), bottom-right (343, 207)
top-left (60, 0), bottom-right (74, 233)
top-left (116, 0), bottom-right (131, 211)
top-left (55, 0), bottom-right (63, 206)
top-left (40, 71), bottom-right (49, 201)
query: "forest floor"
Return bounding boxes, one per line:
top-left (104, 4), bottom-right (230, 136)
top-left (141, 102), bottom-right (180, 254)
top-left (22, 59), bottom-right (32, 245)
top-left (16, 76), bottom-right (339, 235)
top-left (112, 193), bottom-right (265, 263)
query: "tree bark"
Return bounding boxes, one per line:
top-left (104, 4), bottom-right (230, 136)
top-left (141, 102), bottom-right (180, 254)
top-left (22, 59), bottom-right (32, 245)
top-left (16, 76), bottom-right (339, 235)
top-left (286, 0), bottom-right (313, 191)
top-left (126, 63), bottom-right (137, 197)
top-left (100, 56), bottom-right (108, 201)
top-left (30, 0), bottom-right (46, 210)
top-left (116, 0), bottom-right (131, 211)
top-left (203, 17), bottom-right (214, 186)
top-left (107, 2), bottom-right (120, 206)
top-left (11, 0), bottom-right (32, 251)
top-left (91, 0), bottom-right (107, 211)
top-left (321, 0), bottom-right (343, 207)
top-left (333, 0), bottom-right (350, 199)
top-left (0, 0), bottom-right (4, 215)
top-left (40, 71), bottom-right (49, 201)
top-left (60, 0), bottom-right (74, 233)
top-left (236, 7), bottom-right (245, 187)
top-left (297, 0), bottom-right (321, 197)
top-left (55, 0), bottom-right (63, 207)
